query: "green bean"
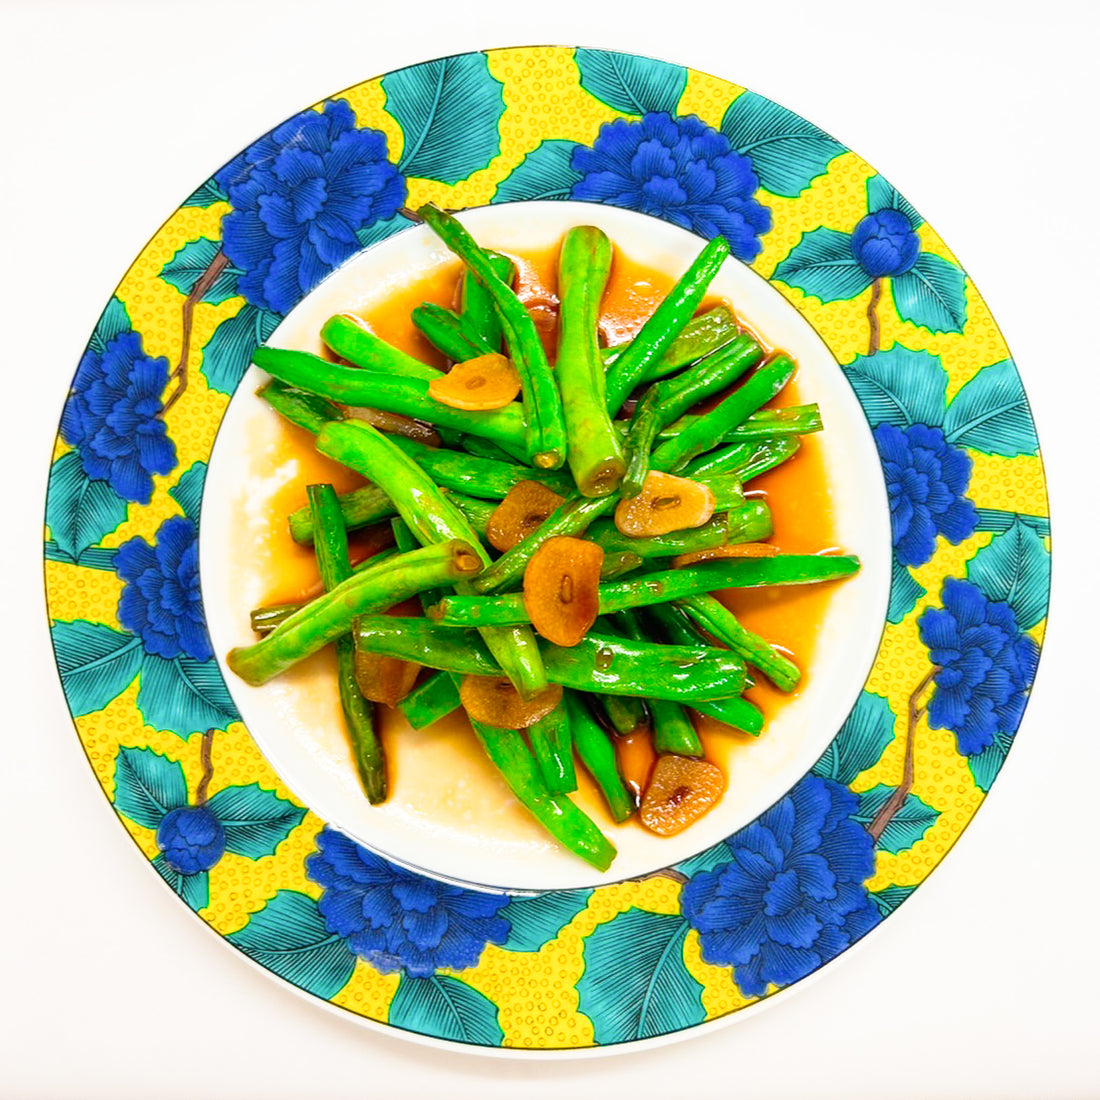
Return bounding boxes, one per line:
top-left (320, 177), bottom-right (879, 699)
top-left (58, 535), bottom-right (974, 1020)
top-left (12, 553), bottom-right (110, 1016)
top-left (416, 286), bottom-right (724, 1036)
top-left (565, 692), bottom-right (635, 822)
top-left (418, 204), bottom-right (567, 469)
top-left (307, 485), bottom-right (387, 803)
top-left (315, 419), bottom-right (548, 699)
top-left (600, 551), bottom-right (646, 580)
top-left (599, 693), bottom-right (647, 735)
top-left (679, 594), bottom-right (801, 692)
top-left (622, 335), bottom-right (763, 495)
top-left (252, 346), bottom-right (528, 453)
top-left (249, 550), bottom-right (401, 633)
top-left (639, 603), bottom-right (759, 734)
top-left (588, 514), bottom-right (731, 560)
top-left (601, 305), bottom-right (740, 380)
top-left (686, 436), bottom-right (800, 480)
top-left (459, 250), bottom-right (513, 353)
top-left (287, 484), bottom-right (490, 545)
top-left (258, 380), bottom-right (344, 435)
top-left (604, 236), bottom-right (730, 414)
top-left (469, 492), bottom-right (617, 594)
top-left (613, 611), bottom-right (702, 757)
top-left (556, 226), bottom-right (625, 496)
top-left (348, 618), bottom-right (746, 702)
top-left (469, 723), bottom-right (615, 871)
top-left (320, 314), bottom-right (441, 381)
top-left (329, 431), bottom-right (570, 502)
top-left (650, 355), bottom-right (797, 473)
top-left (226, 540), bottom-right (483, 686)
top-left (527, 704), bottom-right (577, 795)
top-left (660, 404), bottom-right (823, 445)
top-left (398, 670), bottom-right (462, 729)
top-left (412, 302), bottom-right (493, 362)
top-left (458, 434), bottom-right (525, 465)
top-left (431, 553), bottom-right (858, 628)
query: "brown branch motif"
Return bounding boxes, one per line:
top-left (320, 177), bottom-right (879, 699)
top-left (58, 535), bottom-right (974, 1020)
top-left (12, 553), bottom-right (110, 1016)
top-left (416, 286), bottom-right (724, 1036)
top-left (161, 249), bottom-right (231, 416)
top-left (867, 666), bottom-right (940, 843)
top-left (866, 276), bottom-right (883, 356)
top-left (194, 728), bottom-right (217, 806)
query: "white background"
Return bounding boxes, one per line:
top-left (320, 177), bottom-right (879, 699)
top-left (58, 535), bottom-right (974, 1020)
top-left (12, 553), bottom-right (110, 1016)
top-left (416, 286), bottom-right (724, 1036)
top-left (3, 1), bottom-right (1097, 1096)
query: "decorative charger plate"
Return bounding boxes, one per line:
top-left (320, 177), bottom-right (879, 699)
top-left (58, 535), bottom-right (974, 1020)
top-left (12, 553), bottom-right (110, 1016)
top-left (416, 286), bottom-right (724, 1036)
top-left (45, 47), bottom-right (1049, 1051)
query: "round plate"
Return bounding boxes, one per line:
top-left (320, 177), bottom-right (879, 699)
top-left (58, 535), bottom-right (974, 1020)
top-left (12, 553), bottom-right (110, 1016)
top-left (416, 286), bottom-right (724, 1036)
top-left (44, 46), bottom-right (1049, 1052)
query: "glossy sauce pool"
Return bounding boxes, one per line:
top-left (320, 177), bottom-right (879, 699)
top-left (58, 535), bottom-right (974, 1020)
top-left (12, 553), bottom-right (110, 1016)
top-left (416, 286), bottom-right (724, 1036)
top-left (249, 245), bottom-right (841, 817)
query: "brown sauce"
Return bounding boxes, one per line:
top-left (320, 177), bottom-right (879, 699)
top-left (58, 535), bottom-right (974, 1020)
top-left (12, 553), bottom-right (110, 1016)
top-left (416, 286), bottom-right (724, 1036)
top-left (253, 242), bottom-right (840, 813)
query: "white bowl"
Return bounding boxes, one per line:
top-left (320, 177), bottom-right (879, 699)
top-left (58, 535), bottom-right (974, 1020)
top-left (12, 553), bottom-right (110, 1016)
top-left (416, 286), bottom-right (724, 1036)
top-left (202, 200), bottom-right (892, 894)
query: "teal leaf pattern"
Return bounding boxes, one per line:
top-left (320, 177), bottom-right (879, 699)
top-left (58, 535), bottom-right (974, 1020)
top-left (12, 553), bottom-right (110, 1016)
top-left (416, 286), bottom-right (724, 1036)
top-left (159, 239), bottom-right (241, 304)
top-left (205, 784), bottom-right (306, 860)
top-left (973, 509), bottom-right (1050, 538)
top-left (888, 558), bottom-right (927, 624)
top-left (967, 729), bottom-right (1013, 792)
top-left (169, 461), bottom-right (206, 522)
top-left (227, 890), bottom-right (356, 1000)
top-left (492, 139), bottom-right (584, 202)
top-left (855, 786), bottom-right (941, 853)
top-left (574, 48), bottom-right (687, 116)
top-left (388, 974), bottom-right (503, 1046)
top-left (51, 620), bottom-right (143, 717)
top-left (866, 174), bottom-right (923, 228)
top-left (355, 211), bottom-right (415, 250)
top-left (181, 177), bottom-right (229, 208)
top-left (44, 542), bottom-right (117, 570)
top-left (113, 745), bottom-right (189, 830)
top-left (46, 451), bottom-right (129, 562)
top-left (841, 346), bottom-right (948, 429)
top-left (721, 91), bottom-right (845, 198)
top-left (771, 228), bottom-right (872, 302)
top-left (200, 303), bottom-right (280, 395)
top-left (137, 654), bottom-right (241, 738)
top-left (891, 252), bottom-right (967, 334)
top-left (154, 856), bottom-right (209, 911)
top-left (576, 910), bottom-right (704, 1044)
top-left (965, 518), bottom-right (1050, 631)
top-left (813, 690), bottom-right (897, 785)
top-left (88, 296), bottom-right (132, 355)
top-left (944, 359), bottom-right (1039, 456)
top-left (869, 883), bottom-right (917, 917)
top-left (384, 54), bottom-right (505, 185)
top-left (499, 890), bottom-right (592, 952)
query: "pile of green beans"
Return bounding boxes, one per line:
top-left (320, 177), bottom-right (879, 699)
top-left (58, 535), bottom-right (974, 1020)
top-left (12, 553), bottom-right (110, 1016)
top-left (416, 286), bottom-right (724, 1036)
top-left (234, 214), bottom-right (861, 871)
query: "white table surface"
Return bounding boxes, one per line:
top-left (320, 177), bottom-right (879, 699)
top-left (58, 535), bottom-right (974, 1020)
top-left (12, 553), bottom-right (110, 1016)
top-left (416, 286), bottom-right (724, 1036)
top-left (4, 1), bottom-right (1097, 1095)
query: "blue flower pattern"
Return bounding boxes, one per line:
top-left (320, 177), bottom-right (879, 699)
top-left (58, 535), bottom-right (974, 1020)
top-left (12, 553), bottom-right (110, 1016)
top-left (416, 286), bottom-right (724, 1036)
top-left (876, 423), bottom-right (978, 568)
top-left (852, 208), bottom-right (920, 278)
top-left (60, 329), bottom-right (177, 504)
top-left (571, 112), bottom-right (771, 262)
top-left (682, 775), bottom-right (881, 997)
top-left (115, 516), bottom-right (211, 662)
top-left (215, 99), bottom-right (406, 315)
top-left (157, 805), bottom-right (226, 874)
top-left (306, 829), bottom-right (511, 977)
top-left (918, 578), bottom-right (1040, 757)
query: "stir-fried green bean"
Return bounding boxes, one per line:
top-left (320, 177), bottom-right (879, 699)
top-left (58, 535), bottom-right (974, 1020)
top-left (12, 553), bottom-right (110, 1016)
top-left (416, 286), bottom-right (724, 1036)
top-left (604, 235), bottom-right (730, 414)
top-left (565, 692), bottom-right (635, 822)
top-left (556, 226), bottom-right (625, 496)
top-left (308, 484), bottom-right (387, 803)
top-left (432, 554), bottom-right (858, 628)
top-left (685, 436), bottom-right (800, 480)
top-left (227, 540), bottom-right (483, 685)
top-left (650, 355), bottom-right (797, 473)
top-left (397, 670), bottom-right (462, 730)
top-left (412, 302), bottom-right (493, 362)
top-left (419, 204), bottom-right (568, 469)
top-left (316, 419), bottom-right (549, 699)
top-left (252, 346), bottom-right (528, 453)
top-left (527, 704), bottom-right (577, 795)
